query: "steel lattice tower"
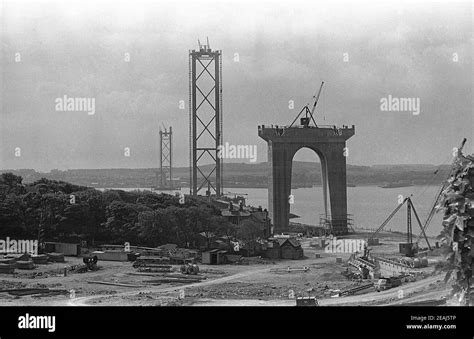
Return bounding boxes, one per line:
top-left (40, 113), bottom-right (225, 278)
top-left (189, 39), bottom-right (223, 196)
top-left (158, 126), bottom-right (173, 189)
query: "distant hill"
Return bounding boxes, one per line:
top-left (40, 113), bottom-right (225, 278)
top-left (1, 162), bottom-right (451, 189)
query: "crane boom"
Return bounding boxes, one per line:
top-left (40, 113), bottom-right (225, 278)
top-left (310, 81), bottom-right (324, 116)
top-left (288, 81), bottom-right (324, 128)
top-left (416, 138), bottom-right (467, 244)
top-left (409, 199), bottom-right (432, 250)
top-left (415, 183), bottom-right (445, 244)
top-left (368, 197), bottom-right (408, 242)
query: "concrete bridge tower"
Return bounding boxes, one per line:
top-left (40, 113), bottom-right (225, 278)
top-left (258, 84), bottom-right (355, 235)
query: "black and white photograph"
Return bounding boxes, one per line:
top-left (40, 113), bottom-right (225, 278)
top-left (0, 0), bottom-right (472, 337)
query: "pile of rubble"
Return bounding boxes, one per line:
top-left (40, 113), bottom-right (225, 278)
top-left (341, 269), bottom-right (363, 280)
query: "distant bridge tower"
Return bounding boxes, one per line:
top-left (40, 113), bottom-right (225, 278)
top-left (189, 38), bottom-right (223, 196)
top-left (157, 126), bottom-right (173, 189)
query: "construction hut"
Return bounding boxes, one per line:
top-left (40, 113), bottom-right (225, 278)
top-left (44, 242), bottom-right (81, 256)
top-left (196, 232), bottom-right (216, 251)
top-left (265, 240), bottom-right (280, 259)
top-left (265, 238), bottom-right (303, 260)
top-left (280, 238), bottom-right (304, 259)
top-left (201, 249), bottom-right (227, 265)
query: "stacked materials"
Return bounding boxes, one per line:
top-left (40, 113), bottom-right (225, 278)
top-left (31, 254), bottom-right (49, 264)
top-left (0, 264), bottom-right (15, 274)
top-left (0, 258), bottom-right (17, 265)
top-left (47, 252), bottom-right (65, 262)
top-left (16, 260), bottom-right (35, 270)
top-left (4, 253), bottom-right (30, 261)
top-left (133, 256), bottom-right (170, 268)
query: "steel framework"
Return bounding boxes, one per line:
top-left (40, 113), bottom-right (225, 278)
top-left (157, 126), bottom-right (173, 189)
top-left (189, 39), bottom-right (223, 196)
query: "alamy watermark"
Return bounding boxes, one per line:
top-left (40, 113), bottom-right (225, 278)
top-left (324, 237), bottom-right (365, 253)
top-left (0, 237), bottom-right (38, 255)
top-left (18, 313), bottom-right (55, 333)
top-left (380, 95), bottom-right (420, 115)
top-left (55, 95), bottom-right (95, 115)
top-left (217, 142), bottom-right (257, 163)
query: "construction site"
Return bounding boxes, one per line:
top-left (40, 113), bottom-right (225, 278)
top-left (0, 39), bottom-right (469, 308)
top-left (0, 229), bottom-right (452, 307)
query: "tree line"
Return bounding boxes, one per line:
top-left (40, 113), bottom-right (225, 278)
top-left (0, 173), bottom-right (247, 248)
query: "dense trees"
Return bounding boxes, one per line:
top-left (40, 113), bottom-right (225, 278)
top-left (0, 173), bottom-right (234, 248)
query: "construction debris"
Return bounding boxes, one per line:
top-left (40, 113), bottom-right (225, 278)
top-left (31, 254), bottom-right (49, 265)
top-left (0, 258), bottom-right (17, 265)
top-left (395, 256), bottom-right (428, 268)
top-left (338, 283), bottom-right (374, 297)
top-left (47, 253), bottom-right (65, 263)
top-left (0, 288), bottom-right (68, 297)
top-left (0, 263), bottom-right (15, 274)
top-left (4, 253), bottom-right (30, 261)
top-left (271, 266), bottom-right (310, 274)
top-left (86, 281), bottom-right (144, 288)
top-left (16, 261), bottom-right (35, 270)
top-left (32, 290), bottom-right (71, 298)
top-left (143, 277), bottom-right (203, 284)
top-left (138, 266), bottom-right (173, 273)
top-left (127, 272), bottom-right (206, 280)
top-left (225, 254), bottom-right (243, 263)
top-left (180, 263), bottom-right (199, 275)
top-left (341, 269), bottom-right (363, 280)
top-left (92, 250), bottom-right (128, 262)
top-left (133, 256), bottom-right (171, 268)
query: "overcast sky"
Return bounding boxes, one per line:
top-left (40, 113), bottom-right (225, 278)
top-left (1, 0), bottom-right (472, 171)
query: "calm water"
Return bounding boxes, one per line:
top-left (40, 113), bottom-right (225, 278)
top-left (244, 185), bottom-right (444, 236)
top-left (100, 185), bottom-right (444, 237)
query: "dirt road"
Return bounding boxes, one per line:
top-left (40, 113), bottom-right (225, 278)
top-left (188, 273), bottom-right (447, 306)
top-left (56, 265), bottom-right (275, 306)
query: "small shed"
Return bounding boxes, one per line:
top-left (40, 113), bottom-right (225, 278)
top-left (265, 238), bottom-right (303, 260)
top-left (201, 249), bottom-right (227, 265)
top-left (45, 242), bottom-right (80, 256)
top-left (196, 232), bottom-right (216, 250)
top-left (265, 241), bottom-right (280, 259)
top-left (280, 238), bottom-right (304, 259)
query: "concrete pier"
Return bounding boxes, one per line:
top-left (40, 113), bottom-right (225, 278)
top-left (258, 124), bottom-right (355, 234)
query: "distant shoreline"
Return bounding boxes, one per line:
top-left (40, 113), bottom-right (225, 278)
top-left (93, 183), bottom-right (441, 191)
top-left (1, 163), bottom-right (449, 190)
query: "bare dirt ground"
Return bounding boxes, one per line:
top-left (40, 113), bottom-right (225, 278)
top-left (0, 232), bottom-right (450, 307)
